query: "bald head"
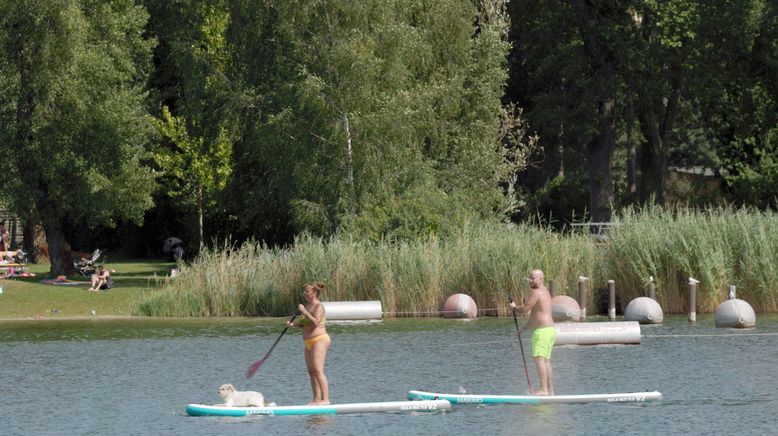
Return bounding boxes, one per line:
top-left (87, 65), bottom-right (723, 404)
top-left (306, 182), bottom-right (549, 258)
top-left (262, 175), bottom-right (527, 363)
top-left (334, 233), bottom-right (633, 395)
top-left (528, 269), bottom-right (545, 289)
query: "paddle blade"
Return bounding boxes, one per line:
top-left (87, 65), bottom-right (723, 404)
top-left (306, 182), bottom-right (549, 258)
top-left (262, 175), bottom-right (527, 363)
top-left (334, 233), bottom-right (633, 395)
top-left (246, 357), bottom-right (267, 379)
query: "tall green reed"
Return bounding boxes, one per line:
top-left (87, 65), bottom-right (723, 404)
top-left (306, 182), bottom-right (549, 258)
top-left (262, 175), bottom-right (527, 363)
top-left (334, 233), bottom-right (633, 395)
top-left (135, 223), bottom-right (597, 317)
top-left (135, 207), bottom-right (778, 317)
top-left (603, 205), bottom-right (778, 313)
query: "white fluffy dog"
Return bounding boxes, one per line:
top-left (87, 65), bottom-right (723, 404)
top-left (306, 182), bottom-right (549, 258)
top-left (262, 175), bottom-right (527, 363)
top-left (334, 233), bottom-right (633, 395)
top-left (218, 383), bottom-right (266, 407)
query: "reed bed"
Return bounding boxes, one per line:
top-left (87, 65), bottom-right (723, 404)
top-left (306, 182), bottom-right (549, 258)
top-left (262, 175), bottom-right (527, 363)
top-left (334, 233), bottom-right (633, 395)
top-left (135, 207), bottom-right (778, 317)
top-left (602, 206), bottom-right (778, 313)
top-left (135, 223), bottom-right (597, 317)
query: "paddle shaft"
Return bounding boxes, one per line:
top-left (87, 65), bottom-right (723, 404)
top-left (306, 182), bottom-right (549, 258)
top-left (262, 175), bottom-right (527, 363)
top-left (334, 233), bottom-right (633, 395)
top-left (262, 313), bottom-right (297, 358)
top-left (246, 311), bottom-right (299, 378)
top-left (509, 295), bottom-right (533, 392)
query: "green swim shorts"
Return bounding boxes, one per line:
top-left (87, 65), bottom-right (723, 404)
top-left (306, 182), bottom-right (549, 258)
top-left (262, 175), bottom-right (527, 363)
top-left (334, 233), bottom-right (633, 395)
top-left (531, 326), bottom-right (556, 359)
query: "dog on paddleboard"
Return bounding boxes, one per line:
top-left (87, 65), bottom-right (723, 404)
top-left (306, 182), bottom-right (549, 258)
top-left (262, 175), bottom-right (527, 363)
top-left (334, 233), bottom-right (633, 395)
top-left (218, 383), bottom-right (273, 407)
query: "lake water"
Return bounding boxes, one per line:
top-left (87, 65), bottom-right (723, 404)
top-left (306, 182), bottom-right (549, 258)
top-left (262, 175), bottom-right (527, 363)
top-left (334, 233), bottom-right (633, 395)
top-left (1, 315), bottom-right (777, 435)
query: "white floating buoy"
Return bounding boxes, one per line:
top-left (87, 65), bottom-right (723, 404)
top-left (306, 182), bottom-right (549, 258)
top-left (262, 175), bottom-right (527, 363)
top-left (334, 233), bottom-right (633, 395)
top-left (441, 293), bottom-right (478, 319)
top-left (715, 286), bottom-right (756, 328)
top-left (624, 297), bottom-right (663, 324)
top-left (551, 295), bottom-right (581, 322)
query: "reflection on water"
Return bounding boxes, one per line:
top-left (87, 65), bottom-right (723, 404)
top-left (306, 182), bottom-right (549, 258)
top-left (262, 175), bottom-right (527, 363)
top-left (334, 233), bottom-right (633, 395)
top-left (1, 315), bottom-right (777, 435)
top-left (305, 414), bottom-right (334, 429)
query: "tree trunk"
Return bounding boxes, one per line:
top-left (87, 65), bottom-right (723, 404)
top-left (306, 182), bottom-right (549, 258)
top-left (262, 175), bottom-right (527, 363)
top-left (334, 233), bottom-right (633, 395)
top-left (572, 0), bottom-right (617, 224)
top-left (14, 40), bottom-right (74, 276)
top-left (40, 216), bottom-right (74, 276)
top-left (626, 100), bottom-right (638, 197)
top-left (22, 219), bottom-right (37, 264)
top-left (587, 98), bottom-right (616, 224)
top-left (633, 14), bottom-right (685, 205)
top-left (198, 185), bottom-right (204, 248)
top-left (637, 112), bottom-right (666, 204)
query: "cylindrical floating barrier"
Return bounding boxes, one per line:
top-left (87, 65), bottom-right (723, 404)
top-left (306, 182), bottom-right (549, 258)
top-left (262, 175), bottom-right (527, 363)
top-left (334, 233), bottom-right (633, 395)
top-left (552, 295), bottom-right (580, 322)
top-left (688, 277), bottom-right (699, 323)
top-left (715, 285), bottom-right (756, 328)
top-left (441, 293), bottom-right (478, 319)
top-left (322, 301), bottom-right (383, 320)
top-left (624, 297), bottom-right (663, 324)
top-left (578, 276), bottom-right (588, 319)
top-left (608, 280), bottom-right (616, 320)
top-left (554, 321), bottom-right (641, 346)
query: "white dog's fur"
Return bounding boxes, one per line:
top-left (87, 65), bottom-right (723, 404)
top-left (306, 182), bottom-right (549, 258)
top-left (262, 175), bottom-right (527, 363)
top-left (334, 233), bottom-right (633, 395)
top-left (218, 383), bottom-right (266, 407)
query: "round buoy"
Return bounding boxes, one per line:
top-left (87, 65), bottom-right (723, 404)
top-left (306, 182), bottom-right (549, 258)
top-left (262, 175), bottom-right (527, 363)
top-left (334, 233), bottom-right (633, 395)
top-left (715, 299), bottom-right (756, 328)
top-left (624, 297), bottom-right (664, 324)
top-left (442, 293), bottom-right (477, 319)
top-left (551, 295), bottom-right (580, 322)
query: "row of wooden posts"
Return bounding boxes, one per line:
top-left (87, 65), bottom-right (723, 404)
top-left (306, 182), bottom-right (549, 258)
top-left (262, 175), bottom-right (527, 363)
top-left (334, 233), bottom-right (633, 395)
top-left (548, 276), bottom-right (745, 323)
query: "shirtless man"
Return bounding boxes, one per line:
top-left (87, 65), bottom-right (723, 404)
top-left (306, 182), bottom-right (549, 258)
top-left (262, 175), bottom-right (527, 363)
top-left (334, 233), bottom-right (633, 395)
top-left (509, 269), bottom-right (555, 395)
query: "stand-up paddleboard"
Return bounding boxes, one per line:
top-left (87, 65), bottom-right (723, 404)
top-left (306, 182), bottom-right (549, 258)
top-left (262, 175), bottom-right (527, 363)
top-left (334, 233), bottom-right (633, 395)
top-left (186, 399), bottom-right (451, 416)
top-left (407, 390), bottom-right (662, 405)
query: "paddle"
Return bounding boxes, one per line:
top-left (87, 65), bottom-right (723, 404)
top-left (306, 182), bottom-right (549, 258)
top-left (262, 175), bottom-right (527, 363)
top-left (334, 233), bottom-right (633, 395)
top-left (246, 311), bottom-right (299, 379)
top-left (509, 295), bottom-right (534, 393)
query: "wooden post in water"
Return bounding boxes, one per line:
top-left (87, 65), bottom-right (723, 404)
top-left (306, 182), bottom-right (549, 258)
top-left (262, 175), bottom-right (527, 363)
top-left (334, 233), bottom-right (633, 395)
top-left (688, 277), bottom-right (699, 323)
top-left (549, 280), bottom-right (556, 298)
top-left (648, 276), bottom-right (656, 300)
top-left (578, 276), bottom-right (588, 319)
top-left (728, 285), bottom-right (736, 300)
top-left (608, 279), bottom-right (616, 320)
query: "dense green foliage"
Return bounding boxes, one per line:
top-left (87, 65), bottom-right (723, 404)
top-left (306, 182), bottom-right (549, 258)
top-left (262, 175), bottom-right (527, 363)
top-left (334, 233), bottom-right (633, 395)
top-left (1, 0), bottom-right (778, 288)
top-left (221, 0), bottom-right (518, 243)
top-left (0, 0), bottom-right (157, 273)
top-left (508, 0), bottom-right (778, 224)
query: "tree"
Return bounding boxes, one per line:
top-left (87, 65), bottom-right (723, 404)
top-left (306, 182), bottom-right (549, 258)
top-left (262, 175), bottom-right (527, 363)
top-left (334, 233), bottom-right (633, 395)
top-left (0, 0), bottom-right (156, 274)
top-left (691, 1), bottom-right (778, 207)
top-left (144, 0), bottom-right (235, 248)
top-left (568, 0), bottom-right (623, 224)
top-left (507, 0), bottom-right (622, 226)
top-left (224, 0), bottom-right (523, 242)
top-left (150, 107), bottom-right (232, 247)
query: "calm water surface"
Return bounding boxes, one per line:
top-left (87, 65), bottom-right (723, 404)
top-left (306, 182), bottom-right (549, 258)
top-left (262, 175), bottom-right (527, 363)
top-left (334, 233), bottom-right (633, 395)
top-left (1, 315), bottom-right (777, 435)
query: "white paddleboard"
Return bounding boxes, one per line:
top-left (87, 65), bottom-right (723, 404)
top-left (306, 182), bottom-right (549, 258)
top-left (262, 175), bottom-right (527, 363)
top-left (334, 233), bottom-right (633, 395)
top-left (407, 390), bottom-right (662, 404)
top-left (186, 399), bottom-right (451, 416)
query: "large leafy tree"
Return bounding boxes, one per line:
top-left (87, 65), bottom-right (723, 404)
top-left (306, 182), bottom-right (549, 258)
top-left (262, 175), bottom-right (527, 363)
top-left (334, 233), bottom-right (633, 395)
top-left (0, 0), bottom-right (156, 274)
top-left (225, 0), bottom-right (522, 242)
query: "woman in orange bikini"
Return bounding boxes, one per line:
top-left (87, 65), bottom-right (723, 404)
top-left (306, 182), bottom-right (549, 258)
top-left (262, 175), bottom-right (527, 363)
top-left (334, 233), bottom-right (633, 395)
top-left (288, 282), bottom-right (330, 405)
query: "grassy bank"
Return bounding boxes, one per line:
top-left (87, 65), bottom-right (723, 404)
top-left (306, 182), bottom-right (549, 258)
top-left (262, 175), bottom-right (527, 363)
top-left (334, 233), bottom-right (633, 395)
top-left (137, 207), bottom-right (778, 317)
top-left (0, 261), bottom-right (173, 319)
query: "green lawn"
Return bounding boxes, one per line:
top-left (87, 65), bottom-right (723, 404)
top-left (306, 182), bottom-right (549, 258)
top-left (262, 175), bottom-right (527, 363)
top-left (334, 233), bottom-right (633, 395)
top-left (0, 260), bottom-right (174, 319)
